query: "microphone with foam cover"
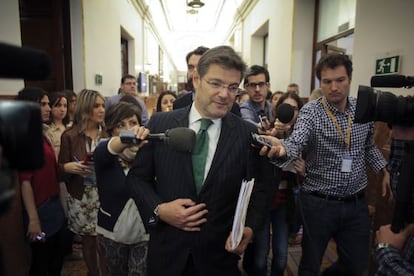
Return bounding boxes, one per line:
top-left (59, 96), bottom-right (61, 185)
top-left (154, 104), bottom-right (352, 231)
top-left (371, 74), bottom-right (414, 88)
top-left (0, 42), bottom-right (51, 80)
top-left (120, 127), bottom-right (196, 152)
top-left (275, 103), bottom-right (295, 123)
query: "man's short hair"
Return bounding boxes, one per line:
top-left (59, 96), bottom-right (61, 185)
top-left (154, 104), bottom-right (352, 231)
top-left (185, 46), bottom-right (210, 64)
top-left (196, 46), bottom-right (246, 82)
top-left (121, 74), bottom-right (136, 84)
top-left (315, 54), bottom-right (353, 80)
top-left (243, 65), bottom-right (270, 85)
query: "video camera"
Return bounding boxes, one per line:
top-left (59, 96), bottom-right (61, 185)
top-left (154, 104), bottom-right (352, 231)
top-left (355, 74), bottom-right (414, 127)
top-left (0, 42), bottom-right (51, 213)
top-left (355, 74), bottom-right (413, 233)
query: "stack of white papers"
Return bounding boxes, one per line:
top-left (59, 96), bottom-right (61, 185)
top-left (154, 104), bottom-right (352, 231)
top-left (230, 178), bottom-right (255, 249)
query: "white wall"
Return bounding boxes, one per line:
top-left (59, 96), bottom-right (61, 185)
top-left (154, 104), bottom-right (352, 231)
top-left (70, 0), bottom-right (84, 93)
top-left (118, 0), bottom-right (145, 75)
top-left (291, 0), bottom-right (315, 96)
top-left (352, 0), bottom-right (414, 97)
top-left (0, 0), bottom-right (24, 94)
top-left (71, 0), bottom-right (173, 97)
top-left (238, 0), bottom-right (314, 95)
top-left (80, 0), bottom-right (121, 96)
top-left (241, 0), bottom-right (294, 90)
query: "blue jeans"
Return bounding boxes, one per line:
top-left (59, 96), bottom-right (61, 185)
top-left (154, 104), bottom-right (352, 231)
top-left (270, 205), bottom-right (289, 276)
top-left (298, 191), bottom-right (370, 276)
top-left (243, 205), bottom-right (289, 276)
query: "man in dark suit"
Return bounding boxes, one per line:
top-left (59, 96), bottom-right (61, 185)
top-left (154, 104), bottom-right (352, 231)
top-left (127, 45), bottom-right (275, 276)
top-left (106, 74), bottom-right (149, 125)
top-left (174, 46), bottom-right (241, 116)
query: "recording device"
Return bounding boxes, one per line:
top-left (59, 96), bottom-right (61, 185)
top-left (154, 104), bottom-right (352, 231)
top-left (251, 132), bottom-right (272, 148)
top-left (391, 141), bottom-right (414, 233)
top-left (0, 42), bottom-right (51, 80)
top-left (0, 102), bottom-right (43, 213)
top-left (120, 127), bottom-right (196, 152)
top-left (258, 115), bottom-right (266, 131)
top-left (276, 103), bottom-right (295, 124)
top-left (35, 232), bottom-right (45, 241)
top-left (0, 44), bottom-right (50, 214)
top-left (371, 74), bottom-right (414, 88)
top-left (354, 74), bottom-right (413, 233)
top-left (0, 101), bottom-right (44, 170)
top-left (83, 152), bottom-right (94, 165)
top-left (355, 75), bottom-right (413, 127)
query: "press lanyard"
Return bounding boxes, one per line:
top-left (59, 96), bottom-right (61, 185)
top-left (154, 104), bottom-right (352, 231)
top-left (85, 125), bottom-right (102, 153)
top-left (322, 97), bottom-right (352, 151)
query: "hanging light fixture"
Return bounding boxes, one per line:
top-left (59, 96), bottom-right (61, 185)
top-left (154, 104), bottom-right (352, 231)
top-left (186, 0), bottom-right (205, 9)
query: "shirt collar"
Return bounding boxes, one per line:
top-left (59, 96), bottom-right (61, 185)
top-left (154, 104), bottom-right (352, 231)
top-left (189, 103), bottom-right (221, 127)
top-left (323, 96), bottom-right (353, 114)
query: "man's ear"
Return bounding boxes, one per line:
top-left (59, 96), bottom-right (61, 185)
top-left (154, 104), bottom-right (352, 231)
top-left (193, 70), bottom-right (201, 89)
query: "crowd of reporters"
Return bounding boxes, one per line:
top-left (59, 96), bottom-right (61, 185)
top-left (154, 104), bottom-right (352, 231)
top-left (2, 44), bottom-right (413, 276)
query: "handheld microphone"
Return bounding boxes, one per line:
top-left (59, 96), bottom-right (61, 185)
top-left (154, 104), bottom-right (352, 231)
top-left (120, 127), bottom-right (196, 152)
top-left (371, 74), bottom-right (414, 88)
top-left (0, 42), bottom-right (51, 80)
top-left (275, 103), bottom-right (295, 123)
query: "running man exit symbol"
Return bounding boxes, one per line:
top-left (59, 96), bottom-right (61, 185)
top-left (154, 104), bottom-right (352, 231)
top-left (375, 56), bottom-right (400, 75)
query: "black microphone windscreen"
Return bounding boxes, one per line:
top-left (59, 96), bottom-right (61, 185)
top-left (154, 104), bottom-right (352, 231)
top-left (165, 127), bottom-right (196, 152)
top-left (276, 103), bottom-right (295, 124)
top-left (370, 75), bottom-right (407, 88)
top-left (0, 42), bottom-right (51, 80)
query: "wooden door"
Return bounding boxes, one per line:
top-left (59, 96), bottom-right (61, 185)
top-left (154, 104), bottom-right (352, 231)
top-left (19, 0), bottom-right (73, 92)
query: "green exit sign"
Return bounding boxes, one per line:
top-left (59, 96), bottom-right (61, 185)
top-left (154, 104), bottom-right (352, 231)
top-left (95, 74), bottom-right (103, 85)
top-left (375, 56), bottom-right (400, 75)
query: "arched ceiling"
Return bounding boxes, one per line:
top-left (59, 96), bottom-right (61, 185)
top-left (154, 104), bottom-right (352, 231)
top-left (142, 0), bottom-right (246, 72)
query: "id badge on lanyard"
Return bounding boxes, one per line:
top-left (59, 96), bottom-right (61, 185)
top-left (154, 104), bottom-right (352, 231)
top-left (341, 154), bottom-right (352, 172)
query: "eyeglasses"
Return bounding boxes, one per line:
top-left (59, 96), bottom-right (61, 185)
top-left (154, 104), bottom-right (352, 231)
top-left (244, 82), bottom-right (268, 89)
top-left (203, 79), bottom-right (240, 94)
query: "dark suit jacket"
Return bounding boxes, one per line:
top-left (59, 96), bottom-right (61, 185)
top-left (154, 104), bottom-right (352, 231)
top-left (173, 92), bottom-right (241, 117)
top-left (127, 106), bottom-right (276, 276)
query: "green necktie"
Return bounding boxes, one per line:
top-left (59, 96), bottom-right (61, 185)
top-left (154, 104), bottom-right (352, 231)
top-left (192, 118), bottom-right (213, 194)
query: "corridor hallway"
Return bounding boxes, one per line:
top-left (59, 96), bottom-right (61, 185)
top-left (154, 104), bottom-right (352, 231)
top-left (62, 239), bottom-right (338, 276)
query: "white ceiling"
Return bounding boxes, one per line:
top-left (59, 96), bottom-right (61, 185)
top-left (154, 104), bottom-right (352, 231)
top-left (143, 0), bottom-right (244, 72)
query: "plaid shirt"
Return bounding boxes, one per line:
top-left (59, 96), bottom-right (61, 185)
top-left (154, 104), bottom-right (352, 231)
top-left (376, 235), bottom-right (414, 275)
top-left (386, 139), bottom-right (406, 195)
top-left (277, 96), bottom-right (386, 196)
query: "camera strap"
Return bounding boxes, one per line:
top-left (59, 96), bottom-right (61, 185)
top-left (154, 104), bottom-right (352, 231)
top-left (322, 97), bottom-right (352, 151)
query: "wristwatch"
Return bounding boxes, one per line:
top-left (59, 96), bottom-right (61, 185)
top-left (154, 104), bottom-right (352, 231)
top-left (376, 242), bottom-right (390, 251)
top-left (148, 204), bottom-right (160, 227)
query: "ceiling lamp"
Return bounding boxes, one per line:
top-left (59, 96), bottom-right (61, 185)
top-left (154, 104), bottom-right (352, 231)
top-left (187, 0), bottom-right (205, 9)
top-left (186, 9), bottom-right (199, 14)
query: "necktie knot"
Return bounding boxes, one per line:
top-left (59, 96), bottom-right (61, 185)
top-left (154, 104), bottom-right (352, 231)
top-left (199, 118), bottom-right (212, 131)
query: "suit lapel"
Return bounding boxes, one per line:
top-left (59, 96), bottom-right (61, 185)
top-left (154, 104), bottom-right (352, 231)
top-left (203, 114), bottom-right (239, 186)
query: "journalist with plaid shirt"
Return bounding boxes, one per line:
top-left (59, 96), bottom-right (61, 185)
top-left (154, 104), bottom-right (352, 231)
top-left (261, 53), bottom-right (388, 276)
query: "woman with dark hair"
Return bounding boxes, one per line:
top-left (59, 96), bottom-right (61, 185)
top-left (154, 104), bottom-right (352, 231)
top-left (63, 89), bottom-right (77, 127)
top-left (95, 101), bottom-right (149, 275)
top-left (46, 92), bottom-right (70, 160)
top-left (156, 90), bottom-right (176, 112)
top-left (272, 92), bottom-right (304, 138)
top-left (266, 92), bottom-right (305, 276)
top-left (16, 87), bottom-right (66, 276)
top-left (270, 91), bottom-right (285, 120)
